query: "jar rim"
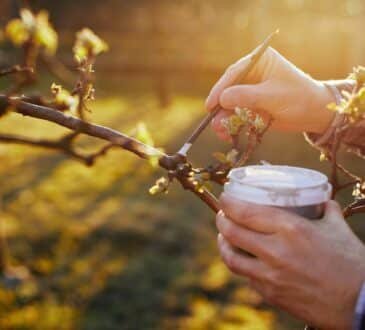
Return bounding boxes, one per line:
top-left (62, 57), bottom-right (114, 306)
top-left (228, 165), bottom-right (329, 191)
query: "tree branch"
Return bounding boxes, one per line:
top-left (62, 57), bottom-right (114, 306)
top-left (0, 133), bottom-right (115, 166)
top-left (0, 94), bottom-right (220, 212)
top-left (39, 54), bottom-right (75, 86)
top-left (0, 65), bottom-right (34, 77)
top-left (176, 30), bottom-right (278, 157)
top-left (0, 95), bottom-right (164, 160)
top-left (343, 199), bottom-right (365, 218)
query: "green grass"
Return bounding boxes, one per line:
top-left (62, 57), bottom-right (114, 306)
top-left (0, 93), bottom-right (362, 329)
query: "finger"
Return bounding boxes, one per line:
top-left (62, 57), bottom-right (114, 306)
top-left (218, 234), bottom-right (269, 280)
top-left (215, 130), bottom-right (232, 142)
top-left (248, 279), bottom-right (265, 296)
top-left (211, 110), bottom-right (233, 141)
top-left (211, 109), bottom-right (232, 132)
top-left (205, 53), bottom-right (263, 111)
top-left (319, 200), bottom-right (348, 231)
top-left (219, 82), bottom-right (272, 111)
top-left (220, 193), bottom-right (302, 234)
top-left (216, 212), bottom-right (275, 260)
top-left (324, 200), bottom-right (343, 220)
top-left (248, 279), bottom-right (278, 306)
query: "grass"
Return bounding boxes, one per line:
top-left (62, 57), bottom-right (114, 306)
top-left (0, 93), bottom-right (362, 329)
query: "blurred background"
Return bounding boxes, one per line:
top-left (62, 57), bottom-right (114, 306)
top-left (0, 0), bottom-right (364, 329)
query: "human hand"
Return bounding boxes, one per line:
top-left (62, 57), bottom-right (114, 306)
top-left (206, 47), bottom-right (337, 140)
top-left (216, 194), bottom-right (365, 329)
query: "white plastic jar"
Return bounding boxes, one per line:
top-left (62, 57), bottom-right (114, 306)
top-left (224, 165), bottom-right (332, 220)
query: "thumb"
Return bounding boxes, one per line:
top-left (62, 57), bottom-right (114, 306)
top-left (219, 82), bottom-right (272, 111)
top-left (323, 200), bottom-right (344, 223)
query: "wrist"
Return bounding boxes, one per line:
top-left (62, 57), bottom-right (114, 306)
top-left (353, 282), bottom-right (365, 330)
top-left (310, 81), bottom-right (337, 134)
top-left (335, 268), bottom-right (365, 330)
top-left (351, 260), bottom-right (365, 330)
top-left (311, 79), bottom-right (356, 134)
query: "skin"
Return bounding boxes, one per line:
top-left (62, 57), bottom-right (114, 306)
top-left (206, 47), bottom-right (365, 329)
top-left (217, 195), bottom-right (365, 330)
top-left (206, 47), bottom-right (349, 140)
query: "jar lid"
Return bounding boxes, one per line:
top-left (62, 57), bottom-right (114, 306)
top-left (224, 165), bottom-right (332, 207)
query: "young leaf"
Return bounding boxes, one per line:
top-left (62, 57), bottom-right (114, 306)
top-left (252, 116), bottom-right (265, 133)
top-left (221, 115), bottom-right (244, 136)
top-left (135, 123), bottom-right (154, 146)
top-left (51, 83), bottom-right (79, 112)
top-left (149, 177), bottom-right (170, 195)
top-left (73, 28), bottom-right (109, 63)
top-left (34, 10), bottom-right (58, 55)
top-left (212, 152), bottom-right (229, 164)
top-left (5, 18), bottom-right (29, 46)
top-left (5, 9), bottom-right (58, 55)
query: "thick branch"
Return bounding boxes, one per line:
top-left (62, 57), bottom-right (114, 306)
top-left (194, 188), bottom-right (220, 213)
top-left (0, 95), bottom-right (163, 160)
top-left (0, 95), bottom-right (222, 212)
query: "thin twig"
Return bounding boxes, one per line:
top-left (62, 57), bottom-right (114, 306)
top-left (174, 174), bottom-right (220, 213)
top-left (235, 116), bottom-right (273, 167)
top-left (336, 180), bottom-right (360, 192)
top-left (235, 130), bottom-right (257, 167)
top-left (0, 65), bottom-right (34, 77)
top-left (343, 199), bottom-right (365, 218)
top-left (0, 133), bottom-right (115, 165)
top-left (330, 129), bottom-right (343, 197)
top-left (39, 54), bottom-right (75, 86)
top-left (336, 162), bottom-right (362, 183)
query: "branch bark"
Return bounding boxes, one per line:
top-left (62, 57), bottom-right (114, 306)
top-left (343, 199), bottom-right (365, 218)
top-left (0, 65), bottom-right (34, 77)
top-left (0, 95), bottom-right (164, 160)
top-left (0, 95), bottom-right (220, 213)
top-left (0, 133), bottom-right (115, 165)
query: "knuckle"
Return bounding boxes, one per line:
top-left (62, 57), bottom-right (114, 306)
top-left (273, 249), bottom-right (290, 266)
top-left (217, 217), bottom-right (236, 241)
top-left (263, 287), bottom-right (278, 304)
top-left (223, 250), bottom-right (238, 272)
top-left (262, 245), bottom-right (290, 269)
top-left (221, 247), bottom-right (241, 274)
top-left (243, 205), bottom-right (268, 223)
top-left (264, 269), bottom-right (283, 288)
top-left (223, 223), bottom-right (236, 242)
top-left (215, 212), bottom-right (224, 227)
top-left (225, 64), bottom-right (237, 74)
top-left (283, 220), bottom-right (304, 236)
top-left (263, 248), bottom-right (283, 265)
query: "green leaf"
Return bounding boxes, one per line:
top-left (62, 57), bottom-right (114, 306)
top-left (51, 83), bottom-right (79, 112)
top-left (135, 123), bottom-right (154, 146)
top-left (73, 28), bottom-right (109, 63)
top-left (149, 177), bottom-right (169, 195)
top-left (34, 10), bottom-right (58, 55)
top-left (212, 152), bottom-right (228, 164)
top-left (5, 18), bottom-right (29, 46)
